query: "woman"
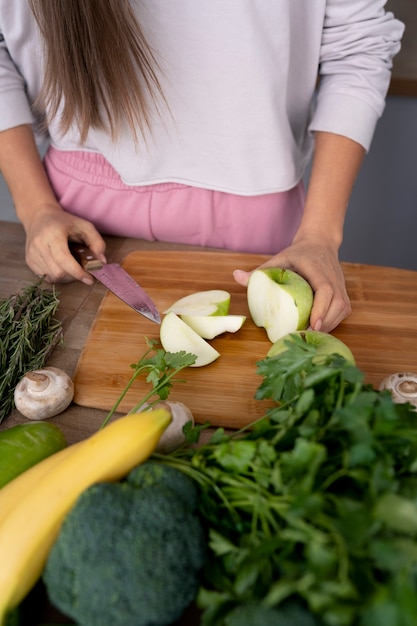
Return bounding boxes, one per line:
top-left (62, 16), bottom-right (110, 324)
top-left (0, 1), bottom-right (404, 332)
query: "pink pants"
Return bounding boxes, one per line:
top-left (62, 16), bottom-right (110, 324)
top-left (44, 147), bottom-right (305, 255)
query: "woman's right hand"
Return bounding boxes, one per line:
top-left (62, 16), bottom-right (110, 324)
top-left (23, 202), bottom-right (107, 284)
top-left (0, 125), bottom-right (105, 284)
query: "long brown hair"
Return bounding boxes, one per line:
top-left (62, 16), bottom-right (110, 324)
top-left (29, 0), bottom-right (164, 143)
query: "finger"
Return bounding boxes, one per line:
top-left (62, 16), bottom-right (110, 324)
top-left (52, 250), bottom-right (95, 285)
top-left (29, 242), bottom-right (94, 285)
top-left (233, 269), bottom-right (251, 287)
top-left (71, 225), bottom-right (107, 264)
top-left (233, 254), bottom-right (291, 287)
top-left (310, 288), bottom-right (351, 333)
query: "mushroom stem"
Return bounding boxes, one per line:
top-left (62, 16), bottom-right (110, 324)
top-left (379, 372), bottom-right (417, 410)
top-left (397, 379), bottom-right (417, 397)
top-left (22, 372), bottom-right (51, 392)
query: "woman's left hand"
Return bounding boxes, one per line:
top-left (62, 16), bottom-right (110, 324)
top-left (233, 236), bottom-right (351, 333)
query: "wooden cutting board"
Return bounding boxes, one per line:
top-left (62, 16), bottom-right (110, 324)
top-left (73, 251), bottom-right (417, 428)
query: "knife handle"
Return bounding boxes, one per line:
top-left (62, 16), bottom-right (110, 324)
top-left (69, 242), bottom-right (103, 271)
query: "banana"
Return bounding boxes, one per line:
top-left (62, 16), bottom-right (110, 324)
top-left (0, 407), bottom-right (171, 624)
top-left (0, 443), bottom-right (81, 526)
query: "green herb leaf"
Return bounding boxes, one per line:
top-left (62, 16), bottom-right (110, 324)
top-left (157, 335), bottom-right (417, 625)
top-left (99, 339), bottom-right (196, 428)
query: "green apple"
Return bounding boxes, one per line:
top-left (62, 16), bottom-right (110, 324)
top-left (164, 290), bottom-right (231, 316)
top-left (179, 314), bottom-right (246, 339)
top-left (160, 312), bottom-right (220, 367)
top-left (247, 268), bottom-right (313, 343)
top-left (267, 330), bottom-right (355, 364)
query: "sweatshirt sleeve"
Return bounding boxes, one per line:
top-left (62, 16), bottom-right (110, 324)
top-left (0, 30), bottom-right (35, 132)
top-left (309, 0), bottom-right (405, 150)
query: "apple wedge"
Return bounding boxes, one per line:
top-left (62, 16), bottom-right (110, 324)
top-left (180, 314), bottom-right (246, 339)
top-left (160, 312), bottom-right (220, 367)
top-left (247, 268), bottom-right (313, 343)
top-left (164, 290), bottom-right (231, 316)
top-left (267, 330), bottom-right (355, 364)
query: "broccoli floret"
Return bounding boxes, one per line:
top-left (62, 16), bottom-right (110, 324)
top-left (127, 460), bottom-right (198, 511)
top-left (224, 601), bottom-right (320, 626)
top-left (43, 464), bottom-right (206, 626)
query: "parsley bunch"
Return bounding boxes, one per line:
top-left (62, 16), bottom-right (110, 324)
top-left (160, 334), bottom-right (417, 626)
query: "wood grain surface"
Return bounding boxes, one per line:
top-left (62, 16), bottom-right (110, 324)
top-left (73, 251), bottom-right (417, 428)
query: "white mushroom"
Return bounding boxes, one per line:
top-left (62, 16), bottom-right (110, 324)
top-left (14, 367), bottom-right (75, 420)
top-left (141, 401), bottom-right (194, 453)
top-left (379, 372), bottom-right (417, 410)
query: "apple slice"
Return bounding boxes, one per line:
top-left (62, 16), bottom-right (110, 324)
top-left (247, 268), bottom-right (313, 343)
top-left (267, 330), bottom-right (355, 364)
top-left (160, 312), bottom-right (220, 367)
top-left (180, 314), bottom-right (246, 339)
top-left (164, 290), bottom-right (231, 316)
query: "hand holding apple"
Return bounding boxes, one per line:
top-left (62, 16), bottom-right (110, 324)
top-left (247, 268), bottom-right (313, 343)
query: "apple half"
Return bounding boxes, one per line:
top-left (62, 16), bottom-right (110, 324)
top-left (180, 314), bottom-right (246, 339)
top-left (164, 290), bottom-right (231, 316)
top-left (160, 312), bottom-right (220, 367)
top-left (247, 268), bottom-right (313, 343)
top-left (267, 330), bottom-right (355, 364)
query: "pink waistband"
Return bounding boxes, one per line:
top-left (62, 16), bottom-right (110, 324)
top-left (47, 148), bottom-right (188, 192)
top-left (44, 146), bottom-right (305, 255)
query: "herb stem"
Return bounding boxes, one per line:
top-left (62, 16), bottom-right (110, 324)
top-left (99, 341), bottom-right (196, 429)
top-left (0, 280), bottom-right (62, 423)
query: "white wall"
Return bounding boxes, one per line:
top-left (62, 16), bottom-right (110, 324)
top-left (1, 95), bottom-right (416, 270)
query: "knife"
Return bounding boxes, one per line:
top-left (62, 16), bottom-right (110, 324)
top-left (69, 242), bottom-right (161, 324)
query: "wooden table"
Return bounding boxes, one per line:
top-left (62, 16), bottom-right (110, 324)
top-left (3, 220), bottom-right (417, 438)
top-left (2, 220), bottom-right (417, 624)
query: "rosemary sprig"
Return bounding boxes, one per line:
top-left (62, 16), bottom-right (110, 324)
top-left (0, 279), bottom-right (63, 424)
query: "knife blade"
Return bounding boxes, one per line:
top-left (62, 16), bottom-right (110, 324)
top-left (70, 242), bottom-right (161, 324)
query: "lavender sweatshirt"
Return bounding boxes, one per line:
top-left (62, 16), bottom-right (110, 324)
top-left (0, 0), bottom-right (404, 195)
